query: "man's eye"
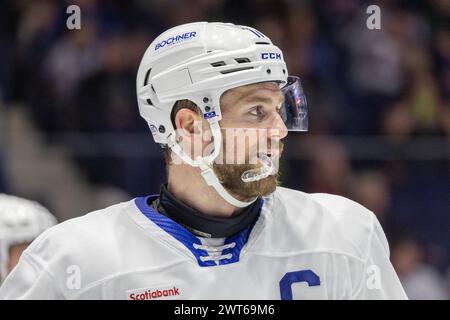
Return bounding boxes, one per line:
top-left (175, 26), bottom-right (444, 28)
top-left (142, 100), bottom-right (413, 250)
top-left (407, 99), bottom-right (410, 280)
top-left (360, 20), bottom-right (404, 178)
top-left (249, 106), bottom-right (265, 118)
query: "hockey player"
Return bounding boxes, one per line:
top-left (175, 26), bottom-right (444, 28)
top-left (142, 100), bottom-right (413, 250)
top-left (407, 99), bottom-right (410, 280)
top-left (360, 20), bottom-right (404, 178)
top-left (0, 194), bottom-right (56, 285)
top-left (0, 22), bottom-right (407, 299)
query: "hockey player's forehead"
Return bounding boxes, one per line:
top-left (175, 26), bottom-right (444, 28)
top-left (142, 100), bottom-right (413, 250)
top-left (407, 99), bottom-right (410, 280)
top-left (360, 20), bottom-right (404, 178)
top-left (222, 82), bottom-right (283, 108)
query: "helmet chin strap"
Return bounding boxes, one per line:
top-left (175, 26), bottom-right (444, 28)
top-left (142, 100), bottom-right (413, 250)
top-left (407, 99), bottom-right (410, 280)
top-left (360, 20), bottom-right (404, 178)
top-left (167, 120), bottom-right (257, 208)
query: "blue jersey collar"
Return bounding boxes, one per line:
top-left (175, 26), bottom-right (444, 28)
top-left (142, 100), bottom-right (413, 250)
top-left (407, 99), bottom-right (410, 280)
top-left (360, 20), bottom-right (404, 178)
top-left (134, 195), bottom-right (263, 267)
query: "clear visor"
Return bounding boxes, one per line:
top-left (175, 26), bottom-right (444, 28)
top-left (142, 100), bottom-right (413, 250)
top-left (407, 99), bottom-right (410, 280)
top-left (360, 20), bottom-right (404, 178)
top-left (280, 76), bottom-right (308, 131)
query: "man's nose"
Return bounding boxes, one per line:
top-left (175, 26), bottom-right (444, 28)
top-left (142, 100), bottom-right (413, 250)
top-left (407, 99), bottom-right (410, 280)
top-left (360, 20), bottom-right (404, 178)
top-left (270, 113), bottom-right (288, 139)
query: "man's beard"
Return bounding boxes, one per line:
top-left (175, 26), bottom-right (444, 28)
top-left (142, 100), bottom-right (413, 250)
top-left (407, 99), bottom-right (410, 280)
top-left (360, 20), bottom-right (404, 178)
top-left (212, 141), bottom-right (284, 201)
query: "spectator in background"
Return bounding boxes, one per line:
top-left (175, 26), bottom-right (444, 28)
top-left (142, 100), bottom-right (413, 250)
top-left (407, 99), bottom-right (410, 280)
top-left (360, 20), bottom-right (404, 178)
top-left (29, 17), bottom-right (101, 135)
top-left (339, 8), bottom-right (419, 134)
top-left (382, 46), bottom-right (450, 143)
top-left (434, 27), bottom-right (450, 101)
top-left (351, 170), bottom-right (403, 244)
top-left (0, 194), bottom-right (57, 284)
top-left (352, 170), bottom-right (390, 221)
top-left (304, 138), bottom-right (354, 196)
top-left (391, 235), bottom-right (449, 299)
top-left (67, 30), bottom-right (163, 194)
top-left (42, 18), bottom-right (100, 106)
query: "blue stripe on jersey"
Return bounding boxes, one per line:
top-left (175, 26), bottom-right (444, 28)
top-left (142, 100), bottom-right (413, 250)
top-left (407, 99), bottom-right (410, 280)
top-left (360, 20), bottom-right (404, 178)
top-left (135, 195), bottom-right (215, 267)
top-left (134, 195), bottom-right (263, 267)
top-left (220, 198), bottom-right (264, 265)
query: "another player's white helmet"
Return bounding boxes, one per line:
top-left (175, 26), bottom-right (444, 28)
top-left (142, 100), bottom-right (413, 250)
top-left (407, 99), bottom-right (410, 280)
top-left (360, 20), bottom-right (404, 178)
top-left (0, 194), bottom-right (57, 282)
top-left (136, 22), bottom-right (308, 207)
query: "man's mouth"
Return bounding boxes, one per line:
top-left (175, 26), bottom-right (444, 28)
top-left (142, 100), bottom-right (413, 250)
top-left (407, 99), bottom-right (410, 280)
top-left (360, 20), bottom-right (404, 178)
top-left (260, 150), bottom-right (280, 159)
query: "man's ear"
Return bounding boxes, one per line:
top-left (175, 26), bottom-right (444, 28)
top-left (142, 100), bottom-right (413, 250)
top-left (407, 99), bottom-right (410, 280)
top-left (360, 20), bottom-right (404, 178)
top-left (174, 108), bottom-right (205, 160)
top-left (174, 108), bottom-right (202, 138)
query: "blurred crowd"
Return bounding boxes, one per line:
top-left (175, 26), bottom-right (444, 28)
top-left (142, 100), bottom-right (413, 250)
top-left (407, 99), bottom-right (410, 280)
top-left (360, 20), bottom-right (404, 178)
top-left (0, 0), bottom-right (449, 298)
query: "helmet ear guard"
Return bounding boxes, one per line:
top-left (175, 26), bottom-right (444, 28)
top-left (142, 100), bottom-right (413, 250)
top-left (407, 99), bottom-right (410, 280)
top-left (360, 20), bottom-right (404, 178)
top-left (136, 22), bottom-right (307, 207)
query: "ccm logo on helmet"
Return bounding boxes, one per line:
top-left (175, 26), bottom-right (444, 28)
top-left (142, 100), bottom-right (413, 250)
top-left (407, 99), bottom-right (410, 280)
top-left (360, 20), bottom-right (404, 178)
top-left (155, 32), bottom-right (197, 50)
top-left (261, 52), bottom-right (282, 60)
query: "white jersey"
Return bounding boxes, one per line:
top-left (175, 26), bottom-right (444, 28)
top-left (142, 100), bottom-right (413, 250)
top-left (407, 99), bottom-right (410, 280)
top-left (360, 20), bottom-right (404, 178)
top-left (0, 187), bottom-right (407, 300)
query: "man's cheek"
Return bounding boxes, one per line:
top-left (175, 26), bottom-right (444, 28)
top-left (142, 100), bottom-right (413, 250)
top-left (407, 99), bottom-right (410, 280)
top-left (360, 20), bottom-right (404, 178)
top-left (247, 142), bottom-right (261, 165)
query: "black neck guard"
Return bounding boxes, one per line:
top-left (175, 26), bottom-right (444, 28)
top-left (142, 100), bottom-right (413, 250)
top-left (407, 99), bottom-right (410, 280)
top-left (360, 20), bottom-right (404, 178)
top-left (150, 184), bottom-right (263, 238)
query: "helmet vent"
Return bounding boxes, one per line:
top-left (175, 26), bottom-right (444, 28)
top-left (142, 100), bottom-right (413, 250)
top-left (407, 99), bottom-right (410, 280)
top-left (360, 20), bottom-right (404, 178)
top-left (255, 41), bottom-right (270, 45)
top-left (220, 66), bottom-right (254, 74)
top-left (211, 61), bottom-right (226, 67)
top-left (143, 68), bottom-right (153, 105)
top-left (143, 68), bottom-right (151, 85)
top-left (235, 58), bottom-right (251, 64)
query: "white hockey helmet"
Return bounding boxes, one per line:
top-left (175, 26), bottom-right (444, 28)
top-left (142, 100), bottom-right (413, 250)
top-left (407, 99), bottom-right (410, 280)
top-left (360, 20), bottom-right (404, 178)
top-left (136, 22), bottom-right (307, 207)
top-left (0, 194), bottom-right (57, 282)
